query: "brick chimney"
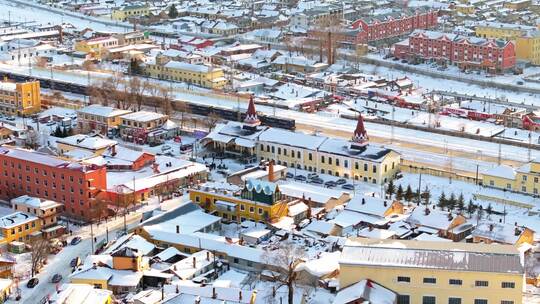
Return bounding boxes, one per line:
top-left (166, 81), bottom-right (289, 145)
top-left (111, 144), bottom-right (117, 156)
top-left (268, 160), bottom-right (275, 182)
top-left (212, 287), bottom-right (217, 299)
top-left (176, 225), bottom-right (180, 233)
top-left (192, 257), bottom-right (196, 268)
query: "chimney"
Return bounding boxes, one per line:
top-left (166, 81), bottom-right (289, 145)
top-left (447, 213), bottom-right (453, 221)
top-left (92, 262), bottom-right (97, 269)
top-left (192, 257), bottom-right (196, 268)
top-left (206, 251), bottom-right (210, 261)
top-left (212, 287), bottom-right (217, 299)
top-left (489, 224), bottom-right (494, 232)
top-left (361, 198), bottom-right (365, 205)
top-left (268, 160), bottom-right (275, 182)
top-left (515, 227), bottom-right (521, 236)
top-left (112, 144), bottom-right (117, 156)
top-left (239, 290), bottom-right (243, 301)
top-left (424, 207), bottom-right (430, 215)
top-left (383, 201), bottom-right (387, 207)
top-left (176, 225), bottom-right (180, 233)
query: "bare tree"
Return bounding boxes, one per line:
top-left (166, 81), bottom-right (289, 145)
top-left (205, 112), bottom-right (221, 131)
top-left (158, 85), bottom-right (173, 116)
top-left (25, 129), bottom-right (40, 150)
top-left (28, 237), bottom-right (49, 277)
top-left (262, 241), bottom-right (306, 304)
top-left (90, 196), bottom-right (109, 224)
top-left (174, 100), bottom-right (191, 130)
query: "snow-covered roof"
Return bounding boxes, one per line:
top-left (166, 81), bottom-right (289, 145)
top-left (49, 283), bottom-right (112, 304)
top-left (141, 201), bottom-right (220, 235)
top-left (472, 221), bottom-right (531, 245)
top-left (169, 250), bottom-right (213, 280)
top-left (333, 279), bottom-right (396, 304)
top-left (104, 234), bottom-right (155, 256)
top-left (258, 128), bottom-right (327, 150)
top-left (296, 251), bottom-right (340, 277)
top-left (57, 134), bottom-right (117, 151)
top-left (279, 182), bottom-right (348, 204)
top-left (77, 104), bottom-right (131, 118)
top-left (340, 238), bottom-right (523, 274)
top-left (345, 195), bottom-right (395, 218)
top-left (483, 164), bottom-right (516, 179)
top-left (11, 195), bottom-right (62, 210)
top-left (120, 111), bottom-right (167, 123)
top-left (0, 212), bottom-right (37, 229)
top-left (305, 220), bottom-right (335, 236)
top-left (406, 207), bottom-right (460, 231)
top-left (356, 227), bottom-right (396, 239)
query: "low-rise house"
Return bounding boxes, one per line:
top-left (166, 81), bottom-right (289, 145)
top-left (57, 134), bottom-right (117, 158)
top-left (49, 283), bottom-right (113, 304)
top-left (119, 111), bottom-right (174, 145)
top-left (472, 221), bottom-right (534, 246)
top-left (77, 104), bottom-right (132, 136)
top-left (406, 206), bottom-right (472, 241)
top-left (0, 212), bottom-right (41, 245)
top-left (144, 57), bottom-right (227, 89)
top-left (111, 4), bottom-right (150, 21)
top-left (167, 250), bottom-right (215, 280)
top-left (332, 279), bottom-right (397, 304)
top-left (190, 179), bottom-right (290, 224)
top-left (11, 195), bottom-right (64, 238)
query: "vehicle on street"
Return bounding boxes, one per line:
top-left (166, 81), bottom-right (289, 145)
top-left (70, 236), bottom-right (82, 245)
top-left (342, 184), bottom-right (355, 190)
top-left (286, 172), bottom-right (294, 178)
top-left (70, 257), bottom-right (81, 268)
top-left (294, 175), bottom-right (306, 181)
top-left (307, 173), bottom-right (319, 179)
top-left (27, 278), bottom-right (39, 288)
top-left (324, 180), bottom-right (337, 188)
top-left (51, 274), bottom-right (62, 283)
top-left (309, 177), bottom-right (323, 184)
top-left (336, 178), bottom-right (347, 185)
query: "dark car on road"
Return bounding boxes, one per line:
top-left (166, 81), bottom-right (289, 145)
top-left (342, 184), bottom-right (355, 190)
top-left (70, 257), bottom-right (81, 268)
top-left (324, 180), bottom-right (337, 188)
top-left (70, 236), bottom-right (82, 245)
top-left (51, 274), bottom-right (62, 283)
top-left (294, 175), bottom-right (306, 181)
top-left (27, 278), bottom-right (39, 288)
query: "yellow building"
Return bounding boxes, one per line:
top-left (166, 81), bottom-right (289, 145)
top-left (190, 179), bottom-right (289, 223)
top-left (0, 81), bottom-right (40, 116)
top-left (472, 221), bottom-right (534, 246)
top-left (340, 238), bottom-right (524, 304)
top-left (111, 5), bottom-right (150, 22)
top-left (482, 159), bottom-right (540, 196)
top-left (144, 58), bottom-right (228, 89)
top-left (503, 0), bottom-right (531, 10)
top-left (56, 134), bottom-right (117, 158)
top-left (454, 4), bottom-right (476, 14)
top-left (74, 36), bottom-right (119, 59)
top-left (516, 31), bottom-right (540, 65)
top-left (11, 195), bottom-right (64, 239)
top-left (0, 212), bottom-right (41, 244)
top-left (474, 21), bottom-right (536, 40)
top-left (206, 103), bottom-right (400, 185)
top-left (77, 104), bottom-right (132, 135)
top-left (111, 247), bottom-right (145, 271)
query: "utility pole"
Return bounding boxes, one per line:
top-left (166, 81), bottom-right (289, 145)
top-left (497, 142), bottom-right (502, 166)
top-left (90, 221), bottom-right (94, 253)
top-left (417, 171), bottom-right (422, 204)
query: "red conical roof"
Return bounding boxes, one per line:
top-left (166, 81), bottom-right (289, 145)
top-left (352, 113), bottom-right (368, 144)
top-left (244, 95), bottom-right (260, 127)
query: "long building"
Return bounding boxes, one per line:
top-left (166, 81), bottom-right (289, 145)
top-left (0, 146), bottom-right (107, 221)
top-left (203, 97), bottom-right (400, 184)
top-left (339, 238), bottom-right (524, 304)
top-left (394, 30), bottom-right (516, 71)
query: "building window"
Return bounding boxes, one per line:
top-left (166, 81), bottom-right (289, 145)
top-left (308, 153), bottom-right (312, 161)
top-left (422, 296), bottom-right (436, 304)
top-left (475, 280), bottom-right (488, 287)
top-left (423, 277), bottom-right (436, 284)
top-left (249, 207), bottom-right (254, 213)
top-left (501, 282), bottom-right (515, 289)
top-left (397, 295), bottom-right (410, 304)
top-left (397, 276), bottom-right (410, 283)
top-left (258, 208), bottom-right (263, 215)
top-left (364, 163), bottom-right (368, 171)
top-left (321, 156), bottom-right (325, 163)
top-left (500, 301), bottom-right (514, 304)
top-left (474, 300), bottom-right (487, 304)
top-left (240, 204), bottom-right (245, 211)
top-left (449, 279), bottom-right (462, 285)
top-left (449, 298), bottom-right (461, 304)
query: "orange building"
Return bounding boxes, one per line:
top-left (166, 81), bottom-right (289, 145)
top-left (0, 146), bottom-right (107, 222)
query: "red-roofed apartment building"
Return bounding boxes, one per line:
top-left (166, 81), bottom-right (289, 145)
top-left (0, 146), bottom-right (107, 222)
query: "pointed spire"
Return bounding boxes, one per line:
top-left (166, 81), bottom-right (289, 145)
top-left (352, 113), bottom-right (368, 145)
top-left (243, 95), bottom-right (260, 129)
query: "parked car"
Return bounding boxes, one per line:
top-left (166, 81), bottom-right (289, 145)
top-left (286, 172), bottom-right (294, 179)
top-left (336, 178), bottom-right (347, 185)
top-left (309, 177), bottom-right (324, 185)
top-left (70, 236), bottom-right (82, 245)
top-left (27, 278), bottom-right (39, 288)
top-left (324, 180), bottom-right (337, 188)
top-left (307, 173), bottom-right (319, 179)
top-left (70, 257), bottom-right (81, 268)
top-left (400, 59), bottom-right (408, 63)
top-left (342, 184), bottom-right (355, 190)
top-left (161, 145), bottom-right (172, 152)
top-left (294, 175), bottom-right (307, 181)
top-left (51, 274), bottom-right (62, 283)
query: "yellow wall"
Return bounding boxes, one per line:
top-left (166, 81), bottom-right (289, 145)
top-left (473, 227), bottom-right (534, 246)
top-left (189, 189), bottom-right (289, 223)
top-left (455, 5), bottom-right (475, 14)
top-left (340, 264), bottom-right (523, 304)
top-left (475, 26), bottom-right (524, 40)
top-left (112, 256), bottom-right (143, 271)
top-left (0, 218), bottom-right (41, 243)
top-left (70, 278), bottom-right (109, 290)
top-left (0, 81), bottom-right (40, 116)
top-left (144, 64), bottom-right (227, 89)
top-left (257, 143), bottom-right (400, 184)
top-left (111, 6), bottom-right (150, 21)
top-left (516, 35), bottom-right (540, 65)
